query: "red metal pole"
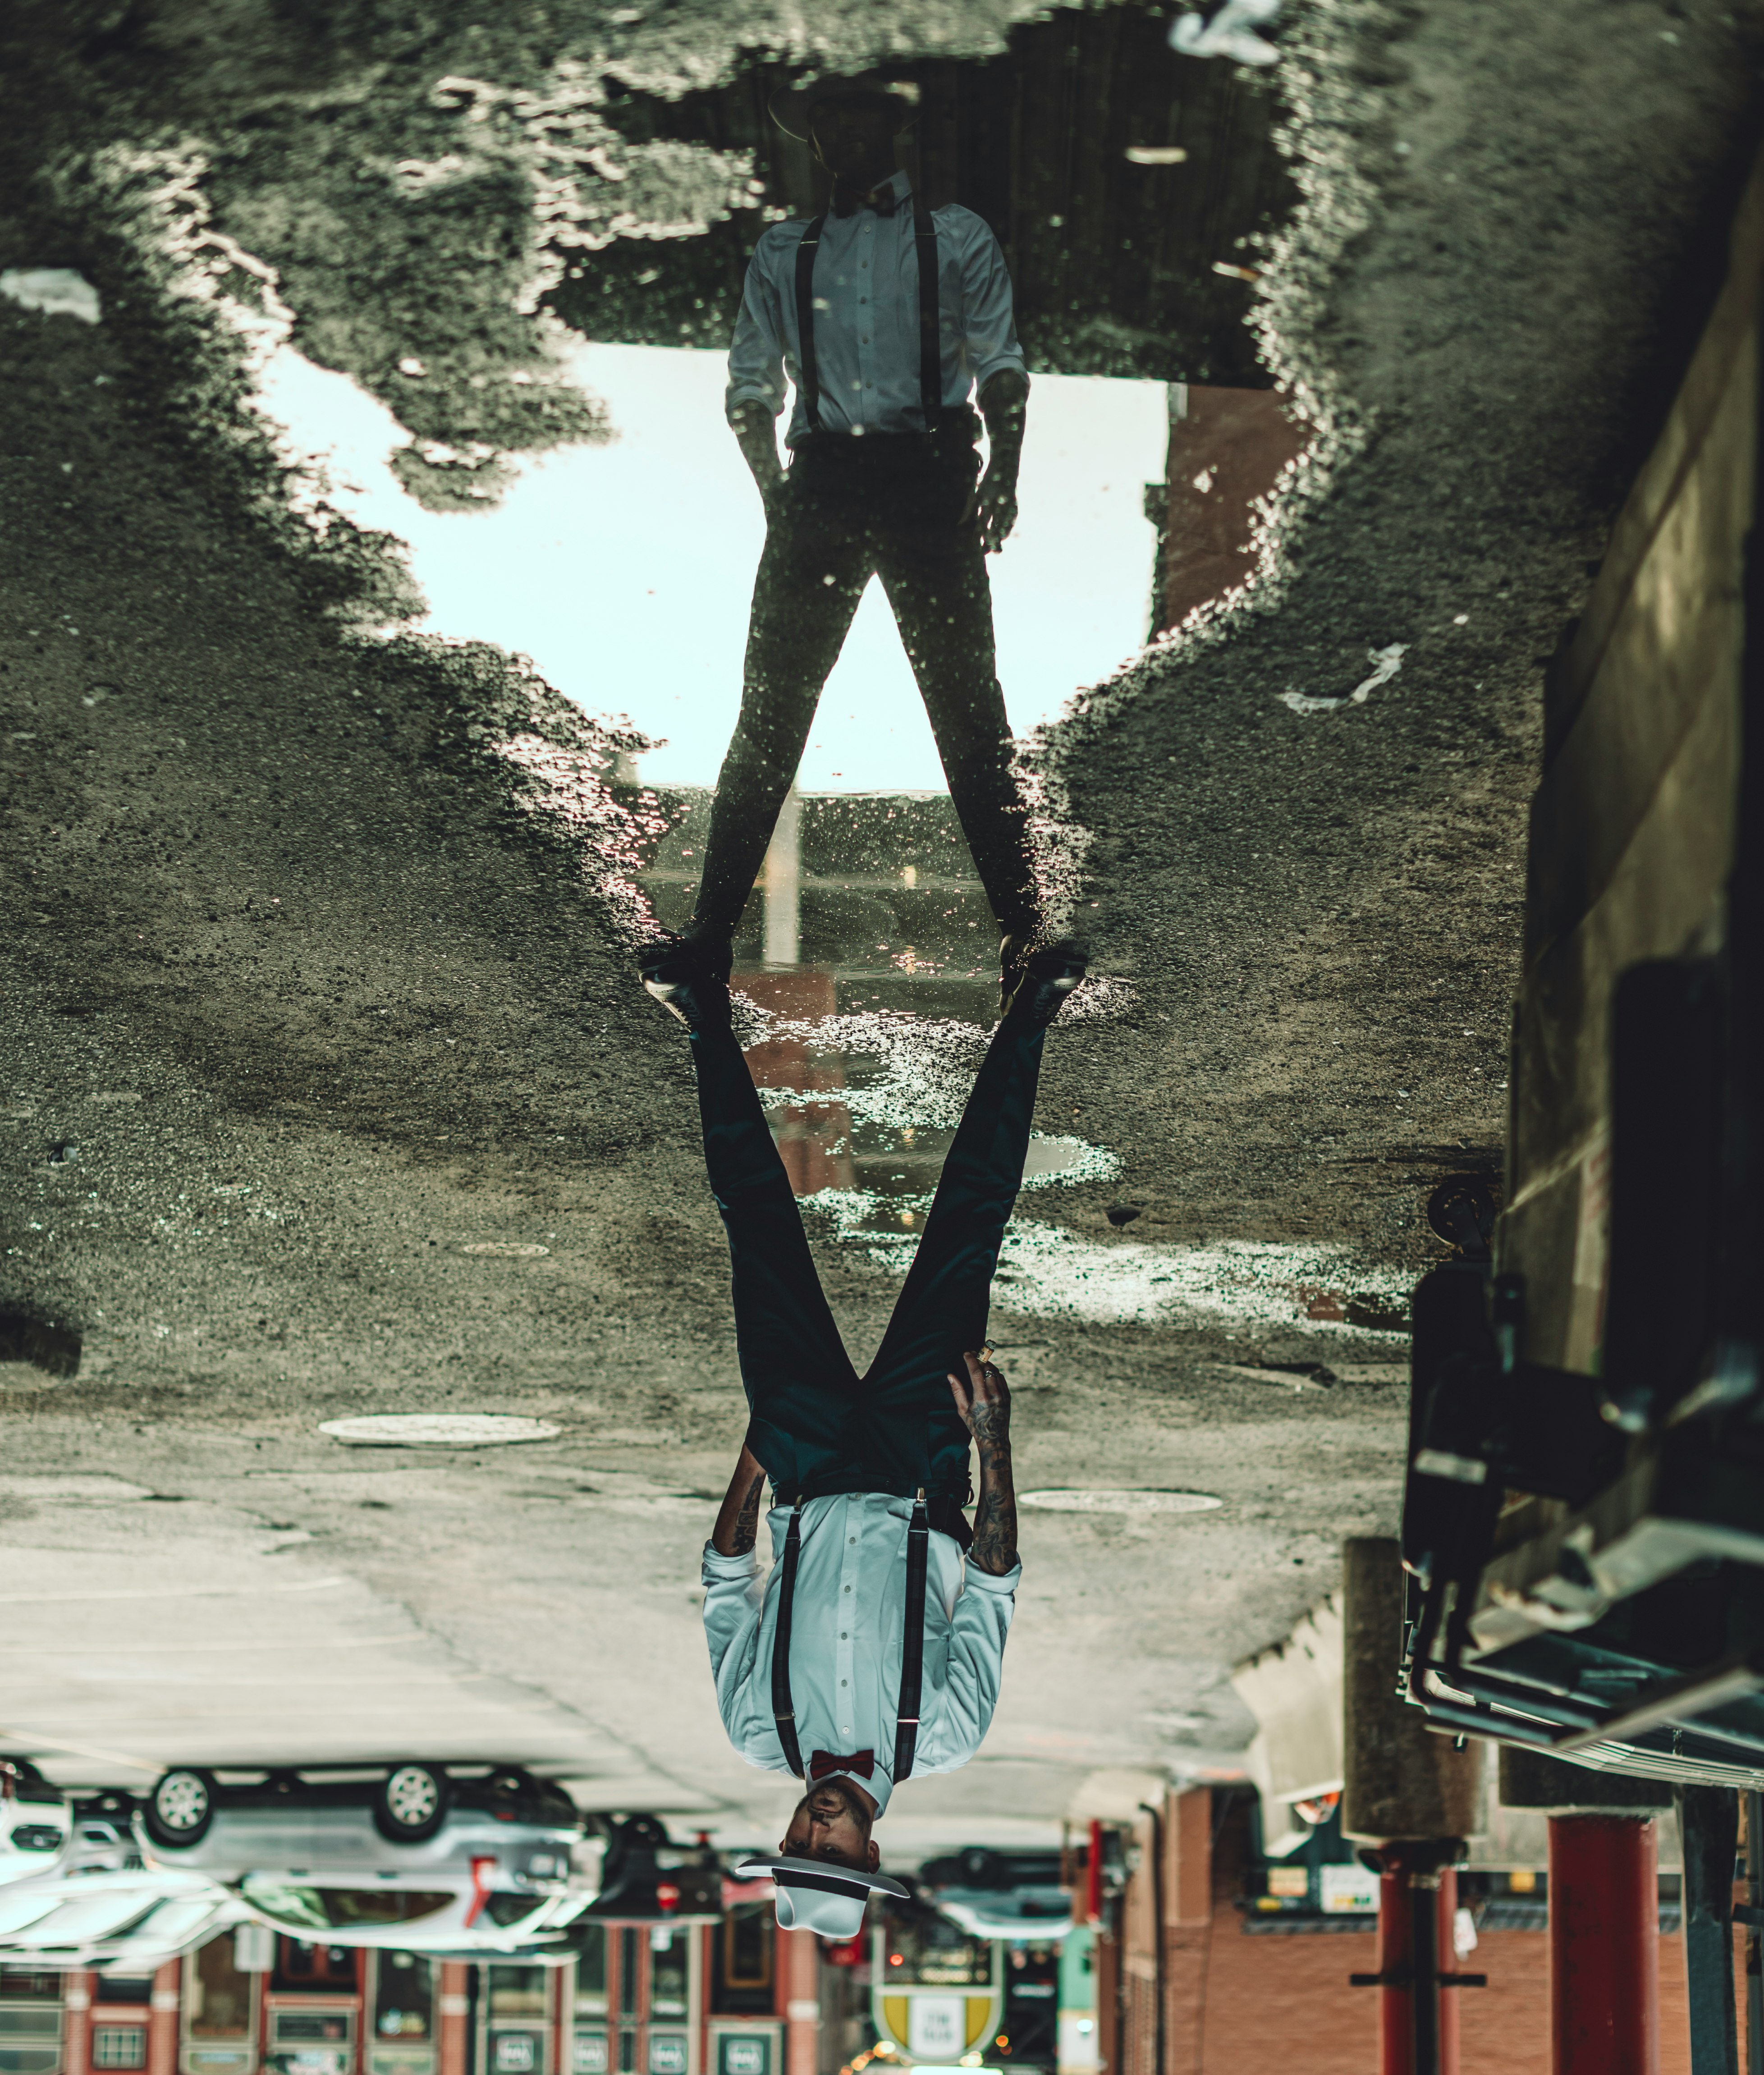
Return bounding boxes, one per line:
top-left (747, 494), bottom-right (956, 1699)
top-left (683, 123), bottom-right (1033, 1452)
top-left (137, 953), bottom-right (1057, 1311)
top-left (63, 1970), bottom-right (92, 2075)
top-left (1549, 1814), bottom-right (1659, 2075)
top-left (782, 1926), bottom-right (820, 2075)
top-left (147, 1961), bottom-right (179, 2075)
top-left (1371, 1847), bottom-right (1462, 2075)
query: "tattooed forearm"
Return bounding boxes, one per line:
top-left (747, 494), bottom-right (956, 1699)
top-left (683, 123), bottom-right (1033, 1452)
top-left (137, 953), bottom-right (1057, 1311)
top-left (727, 1473), bottom-right (765, 1555)
top-left (712, 1444), bottom-right (767, 1557)
top-left (969, 1403), bottom-right (1010, 1456)
top-left (947, 1352), bottom-right (1016, 1572)
top-left (970, 1443), bottom-right (1017, 1575)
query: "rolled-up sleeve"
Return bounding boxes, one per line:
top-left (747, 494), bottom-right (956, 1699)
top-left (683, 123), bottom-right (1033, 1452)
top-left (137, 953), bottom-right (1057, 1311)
top-left (914, 1556), bottom-right (1020, 1771)
top-left (725, 228), bottom-right (794, 425)
top-left (701, 1543), bottom-right (789, 1771)
top-left (956, 217), bottom-right (1027, 394)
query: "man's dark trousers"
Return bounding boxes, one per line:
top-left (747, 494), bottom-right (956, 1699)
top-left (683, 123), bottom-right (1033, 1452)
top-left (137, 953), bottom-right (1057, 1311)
top-left (691, 426), bottom-right (1040, 944)
top-left (690, 992), bottom-right (1051, 1507)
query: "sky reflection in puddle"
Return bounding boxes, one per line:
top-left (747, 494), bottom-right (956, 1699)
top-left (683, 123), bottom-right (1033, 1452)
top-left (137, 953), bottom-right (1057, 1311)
top-left (254, 339), bottom-right (1165, 792)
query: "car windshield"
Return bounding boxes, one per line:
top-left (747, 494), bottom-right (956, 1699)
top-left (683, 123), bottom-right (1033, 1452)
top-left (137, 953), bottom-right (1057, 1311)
top-left (241, 1882), bottom-right (452, 1932)
top-left (481, 1895), bottom-right (548, 1930)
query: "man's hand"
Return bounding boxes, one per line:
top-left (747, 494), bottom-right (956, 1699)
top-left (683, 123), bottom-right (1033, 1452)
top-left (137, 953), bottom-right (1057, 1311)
top-left (971, 369), bottom-right (1027, 554)
top-left (947, 1349), bottom-right (1011, 1454)
top-left (731, 401), bottom-right (786, 509)
top-left (964, 462), bottom-right (1019, 554)
top-left (949, 1351), bottom-right (1018, 1575)
top-left (712, 1441), bottom-right (767, 1557)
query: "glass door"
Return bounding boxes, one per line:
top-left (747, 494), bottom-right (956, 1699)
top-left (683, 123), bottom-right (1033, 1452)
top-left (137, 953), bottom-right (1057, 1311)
top-left (367, 1956), bottom-right (435, 2075)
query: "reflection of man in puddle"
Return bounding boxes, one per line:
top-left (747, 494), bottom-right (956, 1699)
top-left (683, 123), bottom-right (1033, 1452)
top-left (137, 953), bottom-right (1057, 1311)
top-left (640, 936), bottom-right (1086, 1863)
top-left (683, 73), bottom-right (1040, 1004)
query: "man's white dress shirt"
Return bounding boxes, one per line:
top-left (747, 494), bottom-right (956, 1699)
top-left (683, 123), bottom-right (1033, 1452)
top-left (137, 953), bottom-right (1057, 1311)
top-left (725, 169), bottom-right (1028, 446)
top-left (701, 1491), bottom-right (1020, 1816)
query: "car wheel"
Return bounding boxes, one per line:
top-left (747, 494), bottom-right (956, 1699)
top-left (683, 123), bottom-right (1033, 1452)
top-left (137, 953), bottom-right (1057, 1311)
top-left (374, 1763), bottom-right (450, 1843)
top-left (144, 1768), bottom-right (217, 1848)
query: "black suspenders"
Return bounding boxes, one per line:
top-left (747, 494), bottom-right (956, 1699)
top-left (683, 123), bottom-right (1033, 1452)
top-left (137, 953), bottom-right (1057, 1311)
top-left (770, 1506), bottom-right (807, 1780)
top-left (895, 1496), bottom-right (930, 1782)
top-left (769, 1494), bottom-right (933, 1785)
top-left (912, 200), bottom-right (941, 434)
top-left (791, 197), bottom-right (942, 438)
top-left (792, 221), bottom-right (825, 438)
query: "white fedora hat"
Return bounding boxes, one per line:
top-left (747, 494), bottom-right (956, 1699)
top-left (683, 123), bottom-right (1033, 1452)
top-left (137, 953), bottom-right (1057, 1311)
top-left (733, 1855), bottom-right (909, 1939)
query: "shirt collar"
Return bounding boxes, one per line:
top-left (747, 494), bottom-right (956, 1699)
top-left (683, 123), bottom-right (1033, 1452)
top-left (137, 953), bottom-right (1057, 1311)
top-left (836, 1764), bottom-right (892, 1817)
top-left (829, 168), bottom-right (914, 219)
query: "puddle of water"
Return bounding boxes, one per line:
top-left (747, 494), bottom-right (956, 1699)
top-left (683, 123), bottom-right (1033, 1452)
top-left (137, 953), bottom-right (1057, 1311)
top-left (826, 1218), bottom-right (1411, 1336)
top-left (226, 6), bottom-right (1315, 1278)
top-left (1019, 1490), bottom-right (1224, 1514)
top-left (632, 789), bottom-right (1115, 1205)
top-left (318, 1415), bottom-right (563, 1448)
top-left (256, 339), bottom-right (1168, 792)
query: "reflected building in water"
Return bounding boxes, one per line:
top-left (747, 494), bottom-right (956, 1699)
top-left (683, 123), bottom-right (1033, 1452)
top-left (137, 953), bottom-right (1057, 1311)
top-left (553, 0), bottom-right (1308, 659)
top-left (554, 5), bottom-right (1293, 389)
top-left (634, 790), bottom-right (1104, 1214)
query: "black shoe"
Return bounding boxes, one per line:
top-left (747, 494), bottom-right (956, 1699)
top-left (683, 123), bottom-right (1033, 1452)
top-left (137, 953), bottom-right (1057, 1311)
top-left (1002, 940), bottom-right (1088, 1029)
top-left (639, 934), bottom-right (732, 1032)
top-left (998, 931), bottom-right (1034, 1018)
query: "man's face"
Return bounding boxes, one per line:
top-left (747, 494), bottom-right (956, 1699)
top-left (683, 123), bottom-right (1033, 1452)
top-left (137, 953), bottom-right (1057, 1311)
top-left (809, 103), bottom-right (901, 186)
top-left (780, 1778), bottom-right (880, 1873)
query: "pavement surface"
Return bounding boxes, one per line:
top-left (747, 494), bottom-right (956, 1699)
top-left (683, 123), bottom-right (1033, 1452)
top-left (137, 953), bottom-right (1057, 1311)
top-left (2, 0), bottom-right (1761, 1851)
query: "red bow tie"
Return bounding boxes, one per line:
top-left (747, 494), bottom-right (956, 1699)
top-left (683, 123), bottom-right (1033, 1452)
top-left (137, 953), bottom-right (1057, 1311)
top-left (809, 1749), bottom-right (875, 1779)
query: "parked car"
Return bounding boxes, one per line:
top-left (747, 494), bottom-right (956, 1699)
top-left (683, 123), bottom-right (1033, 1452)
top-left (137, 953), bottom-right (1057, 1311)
top-left (916, 1848), bottom-right (1074, 1943)
top-left (0, 1865), bottom-right (249, 1970)
top-left (134, 1763), bottom-right (586, 1954)
top-left (1, 1765), bottom-right (145, 1892)
top-left (0, 1760), bottom-right (72, 1889)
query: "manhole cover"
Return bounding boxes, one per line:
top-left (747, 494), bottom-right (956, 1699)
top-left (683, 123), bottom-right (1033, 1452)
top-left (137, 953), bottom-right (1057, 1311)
top-left (1019, 1489), bottom-right (1223, 1514)
top-left (319, 1414), bottom-right (562, 1448)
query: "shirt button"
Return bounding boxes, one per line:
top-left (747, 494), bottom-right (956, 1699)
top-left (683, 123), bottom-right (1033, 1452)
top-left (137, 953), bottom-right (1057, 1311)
top-left (849, 1537), bottom-right (857, 1545)
top-left (841, 1679), bottom-right (848, 1687)
top-left (841, 1632), bottom-right (848, 1640)
top-left (844, 1584), bottom-right (852, 1592)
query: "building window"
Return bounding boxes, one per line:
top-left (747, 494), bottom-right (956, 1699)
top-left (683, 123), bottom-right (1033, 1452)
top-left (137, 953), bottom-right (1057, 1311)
top-left (93, 2029), bottom-right (148, 2069)
top-left (272, 1941), bottom-right (359, 1994)
top-left (486, 1972), bottom-right (546, 2023)
top-left (373, 1953), bottom-right (434, 2042)
top-left (573, 1928), bottom-right (608, 2020)
top-left (96, 1979), bottom-right (155, 2008)
top-left (192, 1928), bottom-right (254, 2039)
top-left (712, 1906), bottom-right (774, 2015)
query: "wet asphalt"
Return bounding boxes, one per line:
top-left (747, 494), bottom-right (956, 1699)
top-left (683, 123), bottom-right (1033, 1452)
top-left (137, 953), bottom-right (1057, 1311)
top-left (1, 0), bottom-right (1760, 1830)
